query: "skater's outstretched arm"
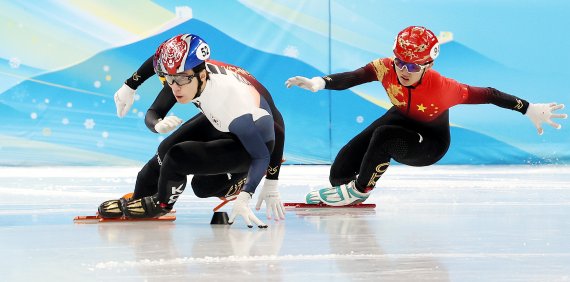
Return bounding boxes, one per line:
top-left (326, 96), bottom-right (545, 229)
top-left (463, 86), bottom-right (567, 135)
top-left (284, 63), bottom-right (377, 92)
top-left (114, 56), bottom-right (156, 117)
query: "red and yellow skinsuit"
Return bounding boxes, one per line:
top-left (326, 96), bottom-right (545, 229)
top-left (323, 58), bottom-right (529, 191)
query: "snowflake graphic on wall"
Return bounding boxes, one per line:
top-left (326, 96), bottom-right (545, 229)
top-left (283, 45), bottom-right (299, 58)
top-left (9, 57), bottom-right (21, 69)
top-left (83, 119), bottom-right (95, 129)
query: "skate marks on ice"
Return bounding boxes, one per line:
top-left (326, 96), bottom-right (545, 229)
top-left (1, 165), bottom-right (570, 281)
top-left (88, 210), bottom-right (450, 281)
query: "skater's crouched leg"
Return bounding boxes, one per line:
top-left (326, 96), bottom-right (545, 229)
top-left (191, 173), bottom-right (248, 199)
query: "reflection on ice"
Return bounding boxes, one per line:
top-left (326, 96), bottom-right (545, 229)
top-left (1, 165), bottom-right (570, 281)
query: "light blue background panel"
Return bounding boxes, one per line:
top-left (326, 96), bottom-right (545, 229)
top-left (0, 1), bottom-right (568, 165)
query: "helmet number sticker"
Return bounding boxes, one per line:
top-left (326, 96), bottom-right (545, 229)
top-left (430, 42), bottom-right (440, 60)
top-left (197, 43), bottom-right (210, 60)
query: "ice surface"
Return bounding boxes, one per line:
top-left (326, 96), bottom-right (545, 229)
top-left (1, 165), bottom-right (569, 281)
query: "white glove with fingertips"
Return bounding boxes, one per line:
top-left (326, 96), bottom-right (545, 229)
top-left (255, 179), bottom-right (286, 221)
top-left (114, 84), bottom-right (136, 118)
top-left (154, 115), bottom-right (183, 134)
top-left (285, 76), bottom-right (325, 92)
top-left (525, 103), bottom-right (567, 135)
top-left (229, 191), bottom-right (267, 228)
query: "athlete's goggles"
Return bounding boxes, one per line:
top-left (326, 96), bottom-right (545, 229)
top-left (393, 58), bottom-right (430, 73)
top-left (164, 73), bottom-right (198, 86)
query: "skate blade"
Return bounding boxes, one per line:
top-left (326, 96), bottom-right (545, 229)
top-left (283, 202), bottom-right (376, 209)
top-left (73, 215), bottom-right (176, 224)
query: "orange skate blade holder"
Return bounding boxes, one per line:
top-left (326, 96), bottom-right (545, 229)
top-left (73, 215), bottom-right (176, 224)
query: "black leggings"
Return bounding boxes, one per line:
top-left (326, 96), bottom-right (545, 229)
top-left (132, 113), bottom-right (280, 204)
top-left (330, 107), bottom-right (451, 191)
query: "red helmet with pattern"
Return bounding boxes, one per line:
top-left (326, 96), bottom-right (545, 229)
top-left (393, 26), bottom-right (440, 64)
top-left (153, 34), bottom-right (210, 75)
